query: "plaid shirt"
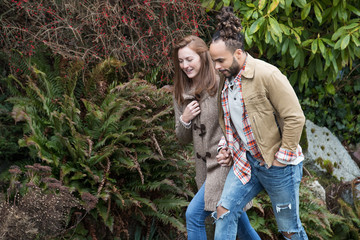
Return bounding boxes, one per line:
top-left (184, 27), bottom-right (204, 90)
top-left (219, 61), bottom-right (303, 184)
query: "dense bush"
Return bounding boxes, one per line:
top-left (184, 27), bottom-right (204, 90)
top-left (2, 51), bottom-right (195, 239)
top-left (0, 0), bottom-right (210, 84)
top-left (202, 0), bottom-right (360, 144)
top-left (0, 164), bottom-right (80, 240)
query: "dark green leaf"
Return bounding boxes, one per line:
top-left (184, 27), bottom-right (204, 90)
top-left (301, 3), bottom-right (311, 20)
top-left (341, 34), bottom-right (350, 49)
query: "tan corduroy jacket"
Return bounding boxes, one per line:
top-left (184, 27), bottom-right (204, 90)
top-left (218, 54), bottom-right (305, 167)
top-left (174, 80), bottom-right (231, 211)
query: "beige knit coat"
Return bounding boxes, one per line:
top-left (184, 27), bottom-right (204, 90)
top-left (173, 82), bottom-right (231, 211)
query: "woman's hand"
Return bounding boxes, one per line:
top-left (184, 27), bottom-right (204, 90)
top-left (181, 100), bottom-right (201, 123)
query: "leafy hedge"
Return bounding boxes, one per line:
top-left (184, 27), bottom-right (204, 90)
top-left (2, 50), bottom-right (194, 239)
top-left (202, 0), bottom-right (360, 144)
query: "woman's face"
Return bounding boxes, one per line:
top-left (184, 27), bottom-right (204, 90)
top-left (178, 46), bottom-right (202, 80)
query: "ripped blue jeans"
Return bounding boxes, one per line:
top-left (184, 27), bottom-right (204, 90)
top-left (186, 182), bottom-right (260, 240)
top-left (213, 151), bottom-right (308, 240)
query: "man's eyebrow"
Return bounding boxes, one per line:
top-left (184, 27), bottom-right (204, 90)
top-left (213, 57), bottom-right (224, 61)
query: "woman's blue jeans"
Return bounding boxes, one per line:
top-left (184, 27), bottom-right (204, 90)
top-left (186, 182), bottom-right (260, 240)
top-left (213, 151), bottom-right (308, 240)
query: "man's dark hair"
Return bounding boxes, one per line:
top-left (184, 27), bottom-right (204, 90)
top-left (212, 7), bottom-right (245, 53)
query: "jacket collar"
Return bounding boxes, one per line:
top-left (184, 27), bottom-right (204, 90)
top-left (241, 53), bottom-right (255, 80)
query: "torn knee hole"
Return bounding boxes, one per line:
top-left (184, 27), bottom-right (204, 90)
top-left (276, 203), bottom-right (292, 213)
top-left (216, 205), bottom-right (230, 219)
top-left (282, 232), bottom-right (294, 239)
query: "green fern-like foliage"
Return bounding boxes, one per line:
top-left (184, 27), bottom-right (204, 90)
top-left (5, 55), bottom-right (193, 239)
top-left (247, 176), bottom-right (360, 240)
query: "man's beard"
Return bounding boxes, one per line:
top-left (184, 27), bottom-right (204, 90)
top-left (220, 57), bottom-right (241, 78)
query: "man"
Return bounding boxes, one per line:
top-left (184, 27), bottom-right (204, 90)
top-left (209, 7), bottom-right (308, 240)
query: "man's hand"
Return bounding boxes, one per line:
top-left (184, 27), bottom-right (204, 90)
top-left (261, 159), bottom-right (287, 167)
top-left (216, 147), bottom-right (233, 166)
top-left (272, 159), bottom-right (286, 167)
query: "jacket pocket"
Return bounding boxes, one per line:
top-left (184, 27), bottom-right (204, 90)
top-left (245, 92), bottom-right (273, 113)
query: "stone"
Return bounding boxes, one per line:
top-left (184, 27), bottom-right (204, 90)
top-left (303, 120), bottom-right (360, 182)
top-left (307, 180), bottom-right (326, 203)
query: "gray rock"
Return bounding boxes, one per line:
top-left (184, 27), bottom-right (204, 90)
top-left (307, 180), bottom-right (326, 203)
top-left (303, 120), bottom-right (360, 182)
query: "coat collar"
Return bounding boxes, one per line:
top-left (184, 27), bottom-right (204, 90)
top-left (241, 53), bottom-right (255, 80)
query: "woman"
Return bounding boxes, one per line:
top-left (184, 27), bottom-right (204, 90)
top-left (172, 35), bottom-right (260, 240)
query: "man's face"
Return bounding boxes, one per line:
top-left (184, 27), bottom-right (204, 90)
top-left (209, 40), bottom-right (241, 78)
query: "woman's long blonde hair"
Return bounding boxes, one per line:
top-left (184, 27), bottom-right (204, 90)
top-left (173, 35), bottom-right (217, 105)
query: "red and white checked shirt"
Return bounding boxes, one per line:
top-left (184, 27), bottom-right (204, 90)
top-left (218, 61), bottom-right (303, 184)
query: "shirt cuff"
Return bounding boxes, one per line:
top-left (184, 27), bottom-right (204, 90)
top-left (217, 136), bottom-right (227, 152)
top-left (179, 115), bottom-right (192, 129)
top-left (275, 147), bottom-right (297, 165)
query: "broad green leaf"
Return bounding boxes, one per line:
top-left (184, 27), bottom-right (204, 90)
top-left (215, 1), bottom-right (223, 10)
top-left (326, 84), bottom-right (336, 95)
top-left (322, 38), bottom-right (335, 47)
top-left (341, 34), bottom-right (350, 49)
top-left (343, 22), bottom-right (359, 30)
top-left (331, 54), bottom-right (339, 72)
top-left (245, 29), bottom-right (253, 46)
top-left (234, 0), bottom-right (242, 11)
top-left (294, 52), bottom-right (301, 68)
top-left (331, 27), bottom-right (347, 41)
top-left (244, 10), bottom-right (255, 20)
top-left (334, 38), bottom-right (342, 49)
top-left (347, 4), bottom-right (360, 16)
top-left (301, 3), bottom-right (311, 20)
top-left (352, 35), bottom-right (360, 46)
top-left (259, 0), bottom-right (267, 10)
top-left (315, 55), bottom-right (324, 77)
top-left (299, 49), bottom-right (305, 67)
top-left (318, 39), bottom-right (326, 57)
top-left (311, 38), bottom-right (318, 54)
top-left (279, 23), bottom-right (290, 35)
top-left (285, 0), bottom-right (292, 15)
top-left (293, 0), bottom-right (306, 8)
top-left (282, 38), bottom-right (290, 55)
top-left (267, 0), bottom-right (279, 14)
top-left (249, 17), bottom-right (266, 34)
top-left (265, 29), bottom-right (271, 43)
top-left (302, 39), bottom-right (313, 47)
top-left (269, 17), bottom-right (282, 37)
top-left (314, 5), bottom-right (322, 23)
top-left (289, 71), bottom-right (298, 86)
top-left (223, 0), bottom-right (231, 6)
top-left (333, 0), bottom-right (340, 6)
top-left (289, 40), bottom-right (297, 58)
top-left (300, 71), bottom-right (308, 91)
top-left (201, 0), bottom-right (216, 9)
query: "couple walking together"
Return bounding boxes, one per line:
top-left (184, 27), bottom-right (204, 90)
top-left (173, 7), bottom-right (308, 240)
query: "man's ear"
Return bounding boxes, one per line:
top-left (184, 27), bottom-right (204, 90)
top-left (234, 49), bottom-right (243, 61)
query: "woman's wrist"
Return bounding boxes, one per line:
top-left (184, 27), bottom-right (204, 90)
top-left (180, 115), bottom-right (192, 129)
